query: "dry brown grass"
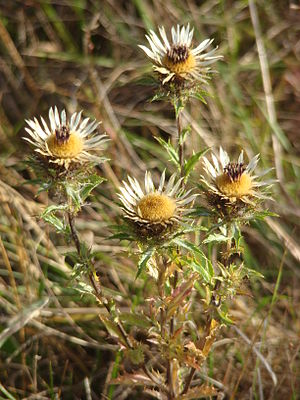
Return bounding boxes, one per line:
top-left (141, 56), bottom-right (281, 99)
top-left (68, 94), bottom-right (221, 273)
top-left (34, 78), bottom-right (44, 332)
top-left (0, 1), bottom-right (299, 399)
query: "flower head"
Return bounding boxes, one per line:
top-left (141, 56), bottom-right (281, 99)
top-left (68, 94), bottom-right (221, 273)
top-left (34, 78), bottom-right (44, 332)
top-left (139, 24), bottom-right (222, 85)
top-left (24, 106), bottom-right (108, 169)
top-left (118, 171), bottom-right (196, 239)
top-left (202, 147), bottom-right (274, 207)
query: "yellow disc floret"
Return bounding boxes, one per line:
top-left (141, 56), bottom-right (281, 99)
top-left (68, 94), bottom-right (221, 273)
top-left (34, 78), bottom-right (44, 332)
top-left (216, 172), bottom-right (253, 198)
top-left (163, 53), bottom-right (196, 75)
top-left (138, 193), bottom-right (176, 222)
top-left (47, 132), bottom-right (83, 159)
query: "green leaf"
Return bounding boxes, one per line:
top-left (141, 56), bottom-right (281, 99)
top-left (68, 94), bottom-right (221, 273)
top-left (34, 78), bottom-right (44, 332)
top-left (184, 148), bottom-right (209, 178)
top-left (217, 308), bottom-right (234, 325)
top-left (120, 312), bottom-right (152, 328)
top-left (173, 238), bottom-right (205, 257)
top-left (233, 224), bottom-right (242, 249)
top-left (80, 174), bottom-right (105, 201)
top-left (173, 238), bottom-right (214, 282)
top-left (41, 206), bottom-right (68, 233)
top-left (109, 232), bottom-right (134, 241)
top-left (188, 206), bottom-right (213, 217)
top-left (100, 316), bottom-right (127, 346)
top-left (64, 184), bottom-right (81, 209)
top-left (173, 97), bottom-right (184, 118)
top-left (136, 248), bottom-right (154, 279)
top-left (253, 210), bottom-right (279, 220)
top-left (155, 137), bottom-right (179, 166)
top-left (243, 266), bottom-right (264, 279)
top-left (203, 233), bottom-right (229, 244)
top-left (42, 213), bottom-right (66, 233)
top-left (179, 125), bottom-right (191, 146)
top-left (188, 260), bottom-right (212, 284)
top-left (42, 204), bottom-right (68, 216)
top-left (191, 91), bottom-right (208, 104)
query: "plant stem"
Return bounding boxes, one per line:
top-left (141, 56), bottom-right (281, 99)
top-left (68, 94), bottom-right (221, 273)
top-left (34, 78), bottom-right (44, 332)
top-left (68, 212), bottom-right (81, 255)
top-left (182, 367), bottom-right (196, 395)
top-left (225, 223), bottom-right (234, 267)
top-left (89, 272), bottom-right (133, 349)
top-left (176, 109), bottom-right (184, 178)
top-left (67, 211), bottom-right (132, 349)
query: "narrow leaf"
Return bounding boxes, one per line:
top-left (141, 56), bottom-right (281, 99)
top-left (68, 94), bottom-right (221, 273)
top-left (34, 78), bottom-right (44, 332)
top-left (136, 248), bottom-right (154, 279)
top-left (155, 137), bottom-right (179, 166)
top-left (184, 148), bottom-right (209, 177)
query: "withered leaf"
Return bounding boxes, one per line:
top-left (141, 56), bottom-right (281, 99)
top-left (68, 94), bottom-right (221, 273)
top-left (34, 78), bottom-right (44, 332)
top-left (181, 385), bottom-right (218, 399)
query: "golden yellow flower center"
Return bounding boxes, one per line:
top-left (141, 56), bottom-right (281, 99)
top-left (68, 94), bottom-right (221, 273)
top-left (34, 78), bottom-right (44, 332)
top-left (216, 172), bottom-right (253, 198)
top-left (163, 45), bottom-right (196, 75)
top-left (137, 193), bottom-right (176, 222)
top-left (47, 131), bottom-right (83, 159)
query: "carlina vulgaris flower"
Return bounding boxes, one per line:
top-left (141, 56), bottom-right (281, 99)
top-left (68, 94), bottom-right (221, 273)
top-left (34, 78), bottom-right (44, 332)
top-left (24, 106), bottom-right (109, 169)
top-left (118, 170), bottom-right (197, 239)
top-left (202, 147), bottom-right (275, 207)
top-left (138, 23), bottom-right (222, 85)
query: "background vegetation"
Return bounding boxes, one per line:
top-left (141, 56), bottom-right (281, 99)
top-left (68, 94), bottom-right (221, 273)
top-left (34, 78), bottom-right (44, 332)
top-left (0, 0), bottom-right (299, 399)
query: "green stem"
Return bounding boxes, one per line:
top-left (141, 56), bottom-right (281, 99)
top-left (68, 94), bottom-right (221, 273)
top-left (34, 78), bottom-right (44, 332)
top-left (225, 223), bottom-right (234, 267)
top-left (176, 109), bottom-right (184, 178)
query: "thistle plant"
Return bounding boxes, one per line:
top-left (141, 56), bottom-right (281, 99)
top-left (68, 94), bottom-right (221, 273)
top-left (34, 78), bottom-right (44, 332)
top-left (22, 23), bottom-right (277, 400)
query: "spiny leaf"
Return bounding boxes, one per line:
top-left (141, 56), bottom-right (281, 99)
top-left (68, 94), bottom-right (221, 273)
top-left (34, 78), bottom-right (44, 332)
top-left (173, 238), bottom-right (214, 282)
top-left (80, 174), bottom-right (105, 201)
top-left (191, 91), bottom-right (208, 104)
top-left (188, 260), bottom-right (212, 283)
top-left (253, 210), bottom-right (279, 220)
top-left (203, 233), bottom-right (229, 244)
top-left (42, 213), bottom-right (67, 233)
top-left (42, 204), bottom-right (68, 216)
top-left (136, 247), bottom-right (155, 279)
top-left (184, 148), bottom-right (209, 178)
top-left (155, 137), bottom-right (179, 166)
top-left (179, 125), bottom-right (191, 146)
top-left (64, 184), bottom-right (81, 208)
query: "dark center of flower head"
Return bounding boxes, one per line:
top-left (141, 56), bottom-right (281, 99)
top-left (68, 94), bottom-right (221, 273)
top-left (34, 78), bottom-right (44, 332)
top-left (55, 125), bottom-right (70, 144)
top-left (224, 162), bottom-right (246, 182)
top-left (167, 45), bottom-right (189, 64)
